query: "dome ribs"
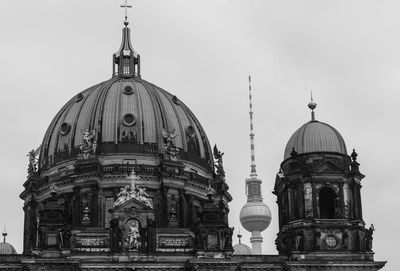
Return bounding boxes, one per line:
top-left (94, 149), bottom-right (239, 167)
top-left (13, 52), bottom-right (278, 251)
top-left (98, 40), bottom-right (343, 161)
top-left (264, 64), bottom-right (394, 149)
top-left (284, 121), bottom-right (348, 160)
top-left (135, 80), bottom-right (157, 143)
top-left (140, 80), bottom-right (167, 153)
top-left (102, 80), bottom-right (121, 143)
top-left (155, 86), bottom-right (185, 150)
top-left (56, 95), bottom-right (82, 155)
top-left (39, 100), bottom-right (71, 169)
top-left (118, 79), bottom-right (139, 145)
top-left (179, 103), bottom-right (206, 159)
top-left (73, 84), bottom-right (102, 148)
top-left (38, 76), bottom-right (213, 172)
top-left (92, 78), bottom-right (120, 153)
top-left (48, 98), bottom-right (75, 165)
top-left (182, 103), bottom-right (212, 163)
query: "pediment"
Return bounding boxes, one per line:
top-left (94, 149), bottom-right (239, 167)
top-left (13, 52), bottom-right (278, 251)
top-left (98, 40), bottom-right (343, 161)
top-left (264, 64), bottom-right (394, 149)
top-left (313, 161), bottom-right (345, 174)
top-left (112, 197), bottom-right (152, 213)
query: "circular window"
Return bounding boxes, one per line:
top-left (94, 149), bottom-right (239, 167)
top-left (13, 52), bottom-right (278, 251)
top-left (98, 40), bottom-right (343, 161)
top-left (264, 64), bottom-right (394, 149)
top-left (123, 113), bottom-right (136, 126)
top-left (172, 95), bottom-right (180, 105)
top-left (60, 123), bottom-right (71, 135)
top-left (325, 235), bottom-right (337, 248)
top-left (186, 126), bottom-right (196, 138)
top-left (124, 86), bottom-right (134, 95)
top-left (75, 93), bottom-right (84, 102)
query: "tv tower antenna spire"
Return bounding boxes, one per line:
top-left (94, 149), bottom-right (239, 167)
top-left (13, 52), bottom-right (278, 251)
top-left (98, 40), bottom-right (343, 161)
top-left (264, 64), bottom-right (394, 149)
top-left (248, 75), bottom-right (257, 177)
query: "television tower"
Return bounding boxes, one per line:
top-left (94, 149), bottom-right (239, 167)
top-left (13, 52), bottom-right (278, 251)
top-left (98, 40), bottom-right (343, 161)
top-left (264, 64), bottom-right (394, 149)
top-left (239, 76), bottom-right (272, 254)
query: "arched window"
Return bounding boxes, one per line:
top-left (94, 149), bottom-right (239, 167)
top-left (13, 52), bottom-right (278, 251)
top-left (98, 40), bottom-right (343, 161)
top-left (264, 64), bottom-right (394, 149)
top-left (319, 187), bottom-right (337, 219)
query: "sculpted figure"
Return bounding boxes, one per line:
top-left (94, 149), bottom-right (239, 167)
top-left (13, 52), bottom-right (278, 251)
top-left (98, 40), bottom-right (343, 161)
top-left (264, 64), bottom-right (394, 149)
top-left (365, 224), bottom-right (375, 251)
top-left (127, 221), bottom-right (140, 250)
top-left (114, 171), bottom-right (152, 208)
top-left (213, 144), bottom-right (225, 176)
top-left (27, 147), bottom-right (40, 173)
top-left (162, 129), bottom-right (179, 157)
top-left (114, 186), bottom-right (130, 207)
top-left (224, 227), bottom-right (233, 249)
top-left (80, 129), bottom-right (97, 155)
top-left (136, 187), bottom-right (152, 207)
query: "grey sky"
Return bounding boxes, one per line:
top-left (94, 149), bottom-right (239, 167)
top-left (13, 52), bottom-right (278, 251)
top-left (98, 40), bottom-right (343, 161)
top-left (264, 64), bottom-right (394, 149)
top-left (0, 0), bottom-right (397, 269)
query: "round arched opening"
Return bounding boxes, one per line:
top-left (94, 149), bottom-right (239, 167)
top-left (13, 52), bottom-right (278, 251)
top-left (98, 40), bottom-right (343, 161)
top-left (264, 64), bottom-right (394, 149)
top-left (319, 187), bottom-right (337, 219)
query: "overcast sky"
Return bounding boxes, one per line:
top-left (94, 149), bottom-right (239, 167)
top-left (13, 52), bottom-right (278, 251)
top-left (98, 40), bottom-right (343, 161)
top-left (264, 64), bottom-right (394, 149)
top-left (0, 0), bottom-right (398, 269)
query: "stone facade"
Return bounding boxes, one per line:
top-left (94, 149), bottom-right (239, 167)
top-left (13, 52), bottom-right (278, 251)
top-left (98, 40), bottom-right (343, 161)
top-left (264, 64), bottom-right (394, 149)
top-left (3, 12), bottom-right (386, 271)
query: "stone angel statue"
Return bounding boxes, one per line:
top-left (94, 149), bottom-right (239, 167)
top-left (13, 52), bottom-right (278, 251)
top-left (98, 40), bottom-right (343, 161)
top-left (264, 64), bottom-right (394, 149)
top-left (27, 146), bottom-right (41, 173)
top-left (80, 129), bottom-right (97, 156)
top-left (213, 144), bottom-right (225, 177)
top-left (162, 128), bottom-right (179, 156)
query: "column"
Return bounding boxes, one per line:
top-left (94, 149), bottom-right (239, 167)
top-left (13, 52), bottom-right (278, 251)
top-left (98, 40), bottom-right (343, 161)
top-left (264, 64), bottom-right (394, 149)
top-left (312, 183), bottom-right (318, 218)
top-left (287, 185), bottom-right (294, 220)
top-left (97, 187), bottom-right (104, 228)
top-left (339, 183), bottom-right (345, 219)
top-left (356, 182), bottom-right (363, 220)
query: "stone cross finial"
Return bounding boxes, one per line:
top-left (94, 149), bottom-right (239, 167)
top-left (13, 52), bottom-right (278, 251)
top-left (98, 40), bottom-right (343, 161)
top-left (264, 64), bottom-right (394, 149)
top-left (120, 0), bottom-right (132, 23)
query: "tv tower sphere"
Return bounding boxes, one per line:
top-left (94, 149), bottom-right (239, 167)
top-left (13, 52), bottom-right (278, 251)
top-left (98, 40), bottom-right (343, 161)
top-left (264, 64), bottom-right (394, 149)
top-left (240, 193), bottom-right (271, 233)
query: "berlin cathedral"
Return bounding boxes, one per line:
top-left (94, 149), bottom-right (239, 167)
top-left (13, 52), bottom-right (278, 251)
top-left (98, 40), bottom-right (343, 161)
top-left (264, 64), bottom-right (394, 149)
top-left (0, 5), bottom-right (386, 271)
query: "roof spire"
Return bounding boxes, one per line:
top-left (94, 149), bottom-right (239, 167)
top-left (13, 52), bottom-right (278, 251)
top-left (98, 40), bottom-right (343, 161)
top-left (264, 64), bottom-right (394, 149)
top-left (237, 231), bottom-right (243, 244)
top-left (248, 75), bottom-right (257, 177)
top-left (308, 91), bottom-right (317, 121)
top-left (113, 0), bottom-right (141, 78)
top-left (2, 226), bottom-right (7, 243)
top-left (120, 0), bottom-right (132, 26)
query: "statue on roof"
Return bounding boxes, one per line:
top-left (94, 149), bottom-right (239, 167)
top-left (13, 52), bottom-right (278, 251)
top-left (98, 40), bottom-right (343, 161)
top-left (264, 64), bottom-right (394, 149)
top-left (80, 129), bottom-right (97, 158)
top-left (213, 144), bottom-right (225, 177)
top-left (162, 129), bottom-right (179, 158)
top-left (366, 224), bottom-right (375, 251)
top-left (27, 146), bottom-right (40, 173)
top-left (114, 170), bottom-right (152, 208)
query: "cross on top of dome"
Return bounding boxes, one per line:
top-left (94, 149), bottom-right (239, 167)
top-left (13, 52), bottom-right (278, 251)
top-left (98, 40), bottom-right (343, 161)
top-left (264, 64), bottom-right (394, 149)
top-left (120, 0), bottom-right (132, 26)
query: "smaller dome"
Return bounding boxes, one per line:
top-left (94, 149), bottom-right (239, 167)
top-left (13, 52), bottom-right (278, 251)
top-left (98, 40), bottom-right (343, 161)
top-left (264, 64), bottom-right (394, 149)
top-left (0, 231), bottom-right (17, 255)
top-left (239, 201), bottom-right (271, 232)
top-left (233, 243), bottom-right (252, 255)
top-left (284, 120), bottom-right (347, 160)
top-left (0, 242), bottom-right (17, 255)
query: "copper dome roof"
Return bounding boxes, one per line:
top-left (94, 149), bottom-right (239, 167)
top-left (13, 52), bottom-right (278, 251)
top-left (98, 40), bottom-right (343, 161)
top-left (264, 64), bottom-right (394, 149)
top-left (284, 120), bottom-right (347, 160)
top-left (0, 242), bottom-right (17, 255)
top-left (233, 243), bottom-right (252, 255)
top-left (38, 76), bottom-right (212, 171)
top-left (0, 233), bottom-right (16, 255)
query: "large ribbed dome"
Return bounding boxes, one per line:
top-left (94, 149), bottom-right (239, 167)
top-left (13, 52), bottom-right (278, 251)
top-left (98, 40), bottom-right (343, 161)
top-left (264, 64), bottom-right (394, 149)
top-left (38, 76), bottom-right (212, 171)
top-left (284, 120), bottom-right (347, 160)
top-left (35, 20), bottom-right (213, 173)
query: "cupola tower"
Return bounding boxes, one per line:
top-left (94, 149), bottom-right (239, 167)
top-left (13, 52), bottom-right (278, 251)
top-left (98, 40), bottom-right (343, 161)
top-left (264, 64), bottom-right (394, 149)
top-left (274, 97), bottom-right (378, 263)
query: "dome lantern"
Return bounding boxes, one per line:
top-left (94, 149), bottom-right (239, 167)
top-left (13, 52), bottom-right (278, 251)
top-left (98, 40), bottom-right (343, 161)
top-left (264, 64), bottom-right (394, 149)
top-left (113, 1), bottom-right (141, 78)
